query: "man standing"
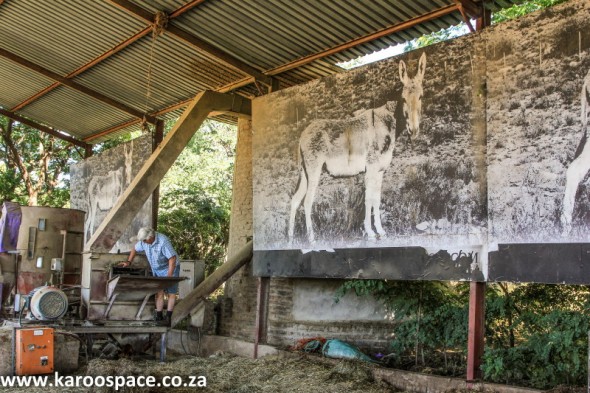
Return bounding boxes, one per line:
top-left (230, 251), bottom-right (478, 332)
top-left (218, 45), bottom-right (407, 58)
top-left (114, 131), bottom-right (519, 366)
top-left (123, 227), bottom-right (179, 323)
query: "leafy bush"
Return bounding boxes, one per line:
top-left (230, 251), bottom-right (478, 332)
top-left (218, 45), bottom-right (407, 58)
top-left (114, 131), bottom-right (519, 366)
top-left (158, 188), bottom-right (229, 275)
top-left (336, 280), bottom-right (590, 388)
top-left (482, 284), bottom-right (590, 388)
top-left (335, 280), bottom-right (469, 375)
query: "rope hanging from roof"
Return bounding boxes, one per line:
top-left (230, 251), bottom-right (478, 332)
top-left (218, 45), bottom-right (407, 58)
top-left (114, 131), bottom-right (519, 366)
top-left (141, 11), bottom-right (169, 133)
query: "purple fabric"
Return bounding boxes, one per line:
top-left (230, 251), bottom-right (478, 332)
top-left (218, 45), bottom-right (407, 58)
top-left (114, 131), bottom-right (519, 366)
top-left (0, 201), bottom-right (22, 253)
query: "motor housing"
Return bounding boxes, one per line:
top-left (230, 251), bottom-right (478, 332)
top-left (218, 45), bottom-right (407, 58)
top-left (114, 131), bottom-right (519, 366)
top-left (28, 286), bottom-right (68, 320)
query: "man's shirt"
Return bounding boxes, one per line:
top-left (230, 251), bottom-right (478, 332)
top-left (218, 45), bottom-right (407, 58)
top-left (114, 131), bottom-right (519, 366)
top-left (135, 233), bottom-right (178, 276)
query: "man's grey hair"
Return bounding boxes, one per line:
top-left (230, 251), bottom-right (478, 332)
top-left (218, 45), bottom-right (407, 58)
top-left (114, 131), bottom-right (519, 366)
top-left (137, 227), bottom-right (155, 242)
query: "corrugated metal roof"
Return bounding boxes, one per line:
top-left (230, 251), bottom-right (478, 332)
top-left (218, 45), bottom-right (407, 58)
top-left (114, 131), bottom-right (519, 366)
top-left (0, 0), bottom-right (523, 144)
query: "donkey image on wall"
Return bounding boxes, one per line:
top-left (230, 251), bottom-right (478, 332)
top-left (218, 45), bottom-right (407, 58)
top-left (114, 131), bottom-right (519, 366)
top-left (288, 52), bottom-right (427, 244)
top-left (561, 69), bottom-right (590, 235)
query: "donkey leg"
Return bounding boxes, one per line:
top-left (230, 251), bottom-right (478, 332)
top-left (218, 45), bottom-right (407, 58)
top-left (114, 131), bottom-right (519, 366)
top-left (288, 167), bottom-right (308, 243)
top-left (364, 169), bottom-right (380, 239)
top-left (372, 171), bottom-right (386, 237)
top-left (561, 153), bottom-right (590, 234)
top-left (303, 166), bottom-right (322, 243)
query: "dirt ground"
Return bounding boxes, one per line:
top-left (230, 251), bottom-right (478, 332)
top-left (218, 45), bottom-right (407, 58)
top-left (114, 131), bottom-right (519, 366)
top-left (0, 353), bottom-right (399, 393)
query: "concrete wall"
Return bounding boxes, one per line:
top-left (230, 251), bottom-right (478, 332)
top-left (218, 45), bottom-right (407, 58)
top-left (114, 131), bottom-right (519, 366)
top-left (267, 279), bottom-right (394, 352)
top-left (220, 117), bottom-right (257, 340)
top-left (220, 118), bottom-right (396, 353)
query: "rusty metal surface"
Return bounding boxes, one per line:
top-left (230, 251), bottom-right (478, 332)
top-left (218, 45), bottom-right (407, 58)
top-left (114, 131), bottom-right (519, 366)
top-left (17, 272), bottom-right (50, 295)
top-left (107, 275), bottom-right (185, 301)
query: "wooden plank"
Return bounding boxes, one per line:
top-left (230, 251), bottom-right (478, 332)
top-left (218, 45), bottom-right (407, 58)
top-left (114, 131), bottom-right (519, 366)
top-left (171, 240), bottom-right (253, 328)
top-left (86, 90), bottom-right (250, 252)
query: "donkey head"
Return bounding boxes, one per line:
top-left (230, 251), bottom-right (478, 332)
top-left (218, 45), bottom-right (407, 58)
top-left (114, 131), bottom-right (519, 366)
top-left (399, 52), bottom-right (427, 142)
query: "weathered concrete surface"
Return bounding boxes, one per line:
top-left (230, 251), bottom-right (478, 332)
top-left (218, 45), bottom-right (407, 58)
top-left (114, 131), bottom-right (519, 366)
top-left (372, 367), bottom-right (541, 393)
top-left (166, 332), bottom-right (278, 358)
top-left (218, 118), bottom-right (258, 341)
top-left (292, 279), bottom-right (389, 321)
top-left (291, 352), bottom-right (542, 393)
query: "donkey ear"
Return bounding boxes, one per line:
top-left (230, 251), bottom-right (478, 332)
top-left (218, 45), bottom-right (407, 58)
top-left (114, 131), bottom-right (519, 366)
top-left (399, 60), bottom-right (408, 83)
top-left (417, 52), bottom-right (427, 79)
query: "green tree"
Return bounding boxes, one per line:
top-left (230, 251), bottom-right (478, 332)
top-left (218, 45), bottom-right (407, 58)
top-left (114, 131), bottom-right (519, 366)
top-left (492, 0), bottom-right (569, 24)
top-left (404, 24), bottom-right (468, 52)
top-left (158, 119), bottom-right (236, 274)
top-left (0, 115), bottom-right (82, 206)
top-left (336, 280), bottom-right (469, 374)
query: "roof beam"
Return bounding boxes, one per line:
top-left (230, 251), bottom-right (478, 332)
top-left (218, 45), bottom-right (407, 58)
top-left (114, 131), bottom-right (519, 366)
top-left (84, 4), bottom-right (462, 142)
top-left (0, 108), bottom-right (91, 149)
top-left (11, 27), bottom-right (152, 112)
top-left (106, 0), bottom-right (273, 85)
top-left (168, 0), bottom-right (207, 19)
top-left (83, 76), bottom-right (257, 142)
top-left (265, 4), bottom-right (460, 76)
top-left (0, 47), bottom-right (157, 124)
top-left (453, 0), bottom-right (480, 32)
top-left (9, 0), bottom-right (222, 114)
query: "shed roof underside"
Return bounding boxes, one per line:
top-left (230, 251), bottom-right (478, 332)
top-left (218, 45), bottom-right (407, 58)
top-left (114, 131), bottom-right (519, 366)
top-left (0, 0), bottom-right (520, 144)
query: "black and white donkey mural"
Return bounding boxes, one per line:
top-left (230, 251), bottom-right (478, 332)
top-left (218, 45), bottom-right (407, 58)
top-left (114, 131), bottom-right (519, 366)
top-left (561, 70), bottom-right (590, 235)
top-left (70, 136), bottom-right (152, 252)
top-left (288, 53), bottom-right (426, 243)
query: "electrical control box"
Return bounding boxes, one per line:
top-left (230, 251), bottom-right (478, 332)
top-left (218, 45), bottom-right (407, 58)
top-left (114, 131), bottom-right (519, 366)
top-left (15, 328), bottom-right (54, 375)
top-left (178, 260), bottom-right (205, 299)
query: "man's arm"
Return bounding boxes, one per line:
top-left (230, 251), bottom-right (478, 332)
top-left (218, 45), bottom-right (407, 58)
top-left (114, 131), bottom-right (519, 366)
top-left (167, 255), bottom-right (177, 277)
top-left (120, 248), bottom-right (137, 267)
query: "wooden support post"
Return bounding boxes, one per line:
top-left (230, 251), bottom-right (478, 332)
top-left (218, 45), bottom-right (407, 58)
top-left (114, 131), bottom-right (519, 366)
top-left (476, 7), bottom-right (491, 31)
top-left (84, 144), bottom-right (93, 158)
top-left (152, 120), bottom-right (164, 230)
top-left (254, 277), bottom-right (270, 359)
top-left (467, 281), bottom-right (485, 381)
top-left (171, 240), bottom-right (253, 328)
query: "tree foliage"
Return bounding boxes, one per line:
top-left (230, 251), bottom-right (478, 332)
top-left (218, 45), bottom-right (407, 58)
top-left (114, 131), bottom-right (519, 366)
top-left (336, 280), bottom-right (590, 388)
top-left (336, 280), bottom-right (469, 374)
top-left (404, 25), bottom-right (468, 52)
top-left (157, 120), bottom-right (236, 274)
top-left (0, 115), bottom-right (82, 206)
top-left (492, 0), bottom-right (569, 24)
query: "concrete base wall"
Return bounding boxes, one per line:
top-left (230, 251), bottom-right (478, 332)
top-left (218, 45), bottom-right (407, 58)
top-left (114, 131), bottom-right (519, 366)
top-left (166, 331), bottom-right (278, 358)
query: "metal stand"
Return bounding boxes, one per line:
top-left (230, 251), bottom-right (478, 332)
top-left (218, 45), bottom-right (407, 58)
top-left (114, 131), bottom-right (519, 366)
top-left (62, 324), bottom-right (169, 362)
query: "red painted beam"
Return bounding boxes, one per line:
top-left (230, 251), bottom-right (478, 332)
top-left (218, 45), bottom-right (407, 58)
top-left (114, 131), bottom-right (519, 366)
top-left (466, 281), bottom-right (485, 381)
